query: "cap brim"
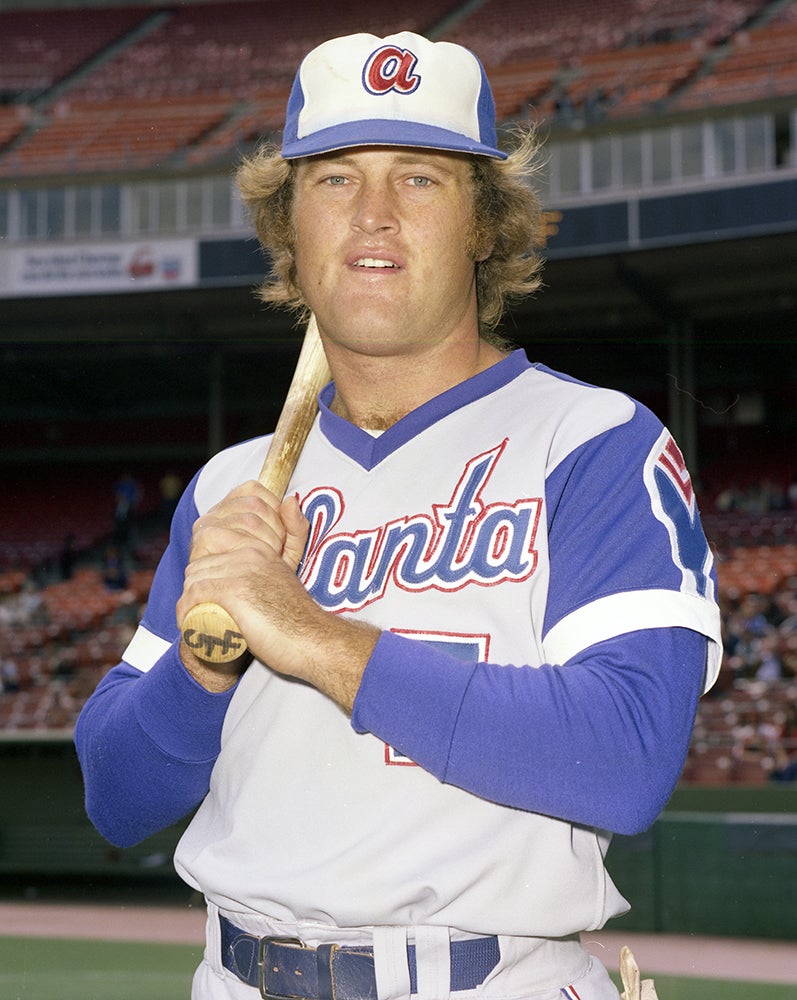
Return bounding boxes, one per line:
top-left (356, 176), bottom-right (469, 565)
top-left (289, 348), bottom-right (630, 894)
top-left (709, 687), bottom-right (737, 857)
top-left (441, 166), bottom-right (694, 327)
top-left (281, 119), bottom-right (507, 160)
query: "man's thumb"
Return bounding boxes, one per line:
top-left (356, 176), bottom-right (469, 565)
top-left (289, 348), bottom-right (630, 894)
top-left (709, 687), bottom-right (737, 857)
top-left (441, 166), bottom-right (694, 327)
top-left (280, 495), bottom-right (310, 572)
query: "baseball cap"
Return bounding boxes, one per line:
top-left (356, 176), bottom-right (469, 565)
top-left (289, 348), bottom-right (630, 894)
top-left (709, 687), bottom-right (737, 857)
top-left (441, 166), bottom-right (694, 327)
top-left (281, 32), bottom-right (507, 160)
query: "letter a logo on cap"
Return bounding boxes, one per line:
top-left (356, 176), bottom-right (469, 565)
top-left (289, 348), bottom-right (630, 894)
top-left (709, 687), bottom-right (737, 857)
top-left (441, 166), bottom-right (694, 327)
top-left (363, 45), bottom-right (421, 95)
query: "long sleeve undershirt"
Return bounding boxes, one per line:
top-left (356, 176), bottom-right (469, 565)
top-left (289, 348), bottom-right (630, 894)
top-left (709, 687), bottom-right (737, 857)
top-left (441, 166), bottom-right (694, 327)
top-left (352, 625), bottom-right (706, 836)
top-left (75, 644), bottom-right (234, 847)
top-left (75, 623), bottom-right (705, 847)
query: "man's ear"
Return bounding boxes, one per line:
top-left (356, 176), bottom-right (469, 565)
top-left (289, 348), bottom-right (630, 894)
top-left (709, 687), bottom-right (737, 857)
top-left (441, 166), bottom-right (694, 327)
top-left (467, 211), bottom-right (495, 262)
top-left (475, 242), bottom-right (494, 263)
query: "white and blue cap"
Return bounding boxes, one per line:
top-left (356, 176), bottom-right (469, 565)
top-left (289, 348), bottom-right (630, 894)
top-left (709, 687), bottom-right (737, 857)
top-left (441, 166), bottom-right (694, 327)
top-left (281, 32), bottom-right (506, 160)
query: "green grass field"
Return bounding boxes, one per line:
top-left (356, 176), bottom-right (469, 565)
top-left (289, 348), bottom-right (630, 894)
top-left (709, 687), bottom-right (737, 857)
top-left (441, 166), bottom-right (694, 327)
top-left (0, 936), bottom-right (201, 1000)
top-left (0, 936), bottom-right (793, 1000)
top-left (631, 977), bottom-right (796, 1000)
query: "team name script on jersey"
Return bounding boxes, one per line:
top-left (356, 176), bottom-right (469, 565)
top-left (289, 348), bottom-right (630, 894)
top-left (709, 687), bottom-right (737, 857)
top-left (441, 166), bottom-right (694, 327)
top-left (299, 442), bottom-right (542, 612)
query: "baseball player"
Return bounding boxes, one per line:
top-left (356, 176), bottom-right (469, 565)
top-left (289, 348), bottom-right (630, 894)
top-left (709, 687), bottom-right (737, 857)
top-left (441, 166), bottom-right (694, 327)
top-left (76, 32), bottom-right (720, 1000)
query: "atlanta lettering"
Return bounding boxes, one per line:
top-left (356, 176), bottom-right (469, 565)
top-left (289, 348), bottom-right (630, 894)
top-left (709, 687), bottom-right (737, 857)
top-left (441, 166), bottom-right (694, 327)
top-left (300, 442), bottom-right (542, 612)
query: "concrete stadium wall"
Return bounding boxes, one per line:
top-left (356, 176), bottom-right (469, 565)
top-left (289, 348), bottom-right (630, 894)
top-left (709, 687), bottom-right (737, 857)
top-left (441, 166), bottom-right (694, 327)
top-left (608, 800), bottom-right (797, 938)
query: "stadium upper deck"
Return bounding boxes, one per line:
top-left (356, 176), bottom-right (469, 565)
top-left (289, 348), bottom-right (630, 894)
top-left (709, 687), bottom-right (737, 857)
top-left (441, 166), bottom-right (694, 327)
top-left (0, 0), bottom-right (795, 178)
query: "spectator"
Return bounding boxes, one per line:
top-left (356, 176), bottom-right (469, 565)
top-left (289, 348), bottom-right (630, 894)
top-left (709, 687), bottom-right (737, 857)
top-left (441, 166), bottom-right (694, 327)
top-left (158, 470), bottom-right (183, 527)
top-left (101, 545), bottom-right (128, 591)
top-left (112, 471), bottom-right (141, 549)
top-left (1, 657), bottom-right (21, 693)
top-left (59, 533), bottom-right (77, 580)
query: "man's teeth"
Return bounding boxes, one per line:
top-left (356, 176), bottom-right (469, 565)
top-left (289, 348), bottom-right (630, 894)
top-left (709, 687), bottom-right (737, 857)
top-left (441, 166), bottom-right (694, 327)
top-left (355, 258), bottom-right (396, 268)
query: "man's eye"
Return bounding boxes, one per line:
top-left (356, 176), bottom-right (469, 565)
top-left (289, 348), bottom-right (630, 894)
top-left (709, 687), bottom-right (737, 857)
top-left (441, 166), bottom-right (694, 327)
top-left (410, 176), bottom-right (432, 187)
top-left (325, 175), bottom-right (347, 186)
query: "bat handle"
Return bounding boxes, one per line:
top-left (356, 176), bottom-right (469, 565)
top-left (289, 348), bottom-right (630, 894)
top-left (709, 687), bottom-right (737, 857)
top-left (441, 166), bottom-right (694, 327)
top-left (180, 602), bottom-right (247, 664)
top-left (178, 315), bottom-right (329, 667)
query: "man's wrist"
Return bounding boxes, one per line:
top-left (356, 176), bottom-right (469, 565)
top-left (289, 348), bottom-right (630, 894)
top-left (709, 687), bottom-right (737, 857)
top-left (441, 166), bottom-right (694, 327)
top-left (179, 638), bottom-right (248, 693)
top-left (298, 612), bottom-right (380, 714)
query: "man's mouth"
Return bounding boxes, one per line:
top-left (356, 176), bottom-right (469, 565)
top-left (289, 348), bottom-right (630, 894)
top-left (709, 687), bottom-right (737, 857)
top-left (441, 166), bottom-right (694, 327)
top-left (353, 258), bottom-right (398, 269)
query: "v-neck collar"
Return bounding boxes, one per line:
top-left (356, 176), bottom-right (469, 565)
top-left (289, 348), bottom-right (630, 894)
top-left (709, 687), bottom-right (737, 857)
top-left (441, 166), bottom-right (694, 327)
top-left (317, 348), bottom-right (531, 470)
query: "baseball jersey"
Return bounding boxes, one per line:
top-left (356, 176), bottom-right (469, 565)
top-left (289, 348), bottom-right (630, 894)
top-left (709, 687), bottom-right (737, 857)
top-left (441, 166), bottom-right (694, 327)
top-left (76, 349), bottom-right (720, 940)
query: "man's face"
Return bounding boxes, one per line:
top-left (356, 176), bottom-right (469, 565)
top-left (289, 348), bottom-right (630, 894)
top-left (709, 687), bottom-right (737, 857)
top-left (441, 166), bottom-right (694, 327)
top-left (291, 147), bottom-right (483, 360)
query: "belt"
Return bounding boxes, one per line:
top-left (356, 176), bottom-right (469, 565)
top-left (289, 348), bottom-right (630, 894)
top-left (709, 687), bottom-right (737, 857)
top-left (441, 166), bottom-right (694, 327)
top-left (219, 916), bottom-right (500, 999)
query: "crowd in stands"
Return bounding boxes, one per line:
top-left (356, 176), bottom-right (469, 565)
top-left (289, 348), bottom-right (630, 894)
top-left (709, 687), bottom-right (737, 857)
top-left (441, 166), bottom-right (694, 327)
top-left (0, 465), bottom-right (180, 731)
top-left (1, 0), bottom-right (796, 177)
top-left (1, 463), bottom-right (796, 788)
top-left (714, 475), bottom-right (797, 516)
top-left (680, 466), bottom-right (797, 785)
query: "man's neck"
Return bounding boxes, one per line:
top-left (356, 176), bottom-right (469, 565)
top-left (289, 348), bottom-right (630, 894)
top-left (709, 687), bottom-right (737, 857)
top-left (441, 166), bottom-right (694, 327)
top-left (327, 339), bottom-right (507, 430)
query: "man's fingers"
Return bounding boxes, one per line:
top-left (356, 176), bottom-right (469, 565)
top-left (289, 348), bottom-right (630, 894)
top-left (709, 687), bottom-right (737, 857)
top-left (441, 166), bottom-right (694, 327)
top-left (176, 544), bottom-right (273, 626)
top-left (190, 482), bottom-right (286, 558)
top-left (192, 517), bottom-right (285, 559)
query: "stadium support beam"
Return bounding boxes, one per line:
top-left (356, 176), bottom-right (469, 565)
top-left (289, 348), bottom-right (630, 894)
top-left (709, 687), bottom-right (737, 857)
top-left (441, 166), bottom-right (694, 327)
top-left (614, 260), bottom-right (698, 475)
top-left (667, 320), bottom-right (698, 479)
top-left (208, 349), bottom-right (225, 459)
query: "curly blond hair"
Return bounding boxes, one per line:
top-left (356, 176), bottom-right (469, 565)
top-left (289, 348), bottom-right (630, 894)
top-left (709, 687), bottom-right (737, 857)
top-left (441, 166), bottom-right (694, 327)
top-left (236, 126), bottom-right (545, 336)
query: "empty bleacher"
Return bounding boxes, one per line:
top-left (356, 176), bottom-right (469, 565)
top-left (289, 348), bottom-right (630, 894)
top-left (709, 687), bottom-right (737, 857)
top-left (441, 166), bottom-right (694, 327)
top-left (0, 6), bottom-right (152, 100)
top-left (446, 0), bottom-right (636, 65)
top-left (0, 463), bottom-right (170, 573)
top-left (475, 57), bottom-right (560, 123)
top-left (0, 0), bottom-right (791, 176)
top-left (0, 96), bottom-right (231, 176)
top-left (0, 105), bottom-right (29, 152)
top-left (443, 0), bottom-right (771, 121)
top-left (61, 0), bottom-right (462, 103)
top-left (672, 18), bottom-right (797, 112)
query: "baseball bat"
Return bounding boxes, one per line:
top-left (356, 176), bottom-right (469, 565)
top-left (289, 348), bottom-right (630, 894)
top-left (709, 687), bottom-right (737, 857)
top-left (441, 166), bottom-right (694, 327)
top-left (180, 314), bottom-right (330, 664)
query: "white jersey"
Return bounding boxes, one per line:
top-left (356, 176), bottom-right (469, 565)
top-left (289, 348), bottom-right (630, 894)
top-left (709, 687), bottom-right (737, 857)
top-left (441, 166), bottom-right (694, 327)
top-left (123, 350), bottom-right (720, 942)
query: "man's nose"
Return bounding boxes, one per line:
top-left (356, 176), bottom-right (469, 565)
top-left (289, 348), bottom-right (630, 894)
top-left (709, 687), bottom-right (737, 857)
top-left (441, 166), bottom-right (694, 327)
top-left (350, 179), bottom-right (399, 234)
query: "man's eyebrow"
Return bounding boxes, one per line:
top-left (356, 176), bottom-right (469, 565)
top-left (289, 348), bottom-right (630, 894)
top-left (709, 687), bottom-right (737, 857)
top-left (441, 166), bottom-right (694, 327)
top-left (390, 150), bottom-right (465, 169)
top-left (304, 149), bottom-right (462, 171)
top-left (392, 154), bottom-right (458, 173)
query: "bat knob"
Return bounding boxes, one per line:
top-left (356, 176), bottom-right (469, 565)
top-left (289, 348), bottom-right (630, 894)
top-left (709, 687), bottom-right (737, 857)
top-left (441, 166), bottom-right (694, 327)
top-left (181, 602), bottom-right (249, 664)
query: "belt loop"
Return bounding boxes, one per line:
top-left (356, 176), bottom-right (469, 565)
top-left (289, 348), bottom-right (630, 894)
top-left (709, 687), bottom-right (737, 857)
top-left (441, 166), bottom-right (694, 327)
top-left (372, 926), bottom-right (411, 1000)
top-left (205, 900), bottom-right (224, 977)
top-left (316, 943), bottom-right (336, 1000)
top-left (414, 926), bottom-right (451, 1000)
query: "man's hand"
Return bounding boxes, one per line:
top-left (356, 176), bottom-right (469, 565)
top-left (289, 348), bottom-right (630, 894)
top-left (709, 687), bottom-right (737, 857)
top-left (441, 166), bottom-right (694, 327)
top-left (176, 481), bottom-right (379, 709)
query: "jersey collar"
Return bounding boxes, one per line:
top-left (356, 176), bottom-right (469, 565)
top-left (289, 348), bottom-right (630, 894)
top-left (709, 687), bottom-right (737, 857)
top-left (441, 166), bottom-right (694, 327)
top-left (317, 348), bottom-right (531, 470)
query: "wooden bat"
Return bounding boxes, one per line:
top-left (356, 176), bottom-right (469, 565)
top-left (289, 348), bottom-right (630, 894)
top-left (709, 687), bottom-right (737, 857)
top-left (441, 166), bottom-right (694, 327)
top-left (180, 314), bottom-right (330, 664)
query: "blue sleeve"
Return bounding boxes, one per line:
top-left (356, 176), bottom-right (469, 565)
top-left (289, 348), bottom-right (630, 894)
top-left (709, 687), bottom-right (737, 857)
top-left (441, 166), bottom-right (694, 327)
top-left (75, 470), bottom-right (237, 848)
top-left (75, 648), bottom-right (236, 847)
top-left (352, 626), bottom-right (705, 836)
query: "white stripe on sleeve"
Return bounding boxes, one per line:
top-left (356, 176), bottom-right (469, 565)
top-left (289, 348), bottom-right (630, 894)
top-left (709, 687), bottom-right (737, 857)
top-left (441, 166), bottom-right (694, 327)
top-left (122, 625), bottom-right (172, 674)
top-left (542, 589), bottom-right (721, 692)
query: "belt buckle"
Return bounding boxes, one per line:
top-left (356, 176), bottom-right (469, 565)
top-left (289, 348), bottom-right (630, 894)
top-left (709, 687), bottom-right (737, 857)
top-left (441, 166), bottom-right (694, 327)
top-left (258, 936), bottom-right (306, 1000)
